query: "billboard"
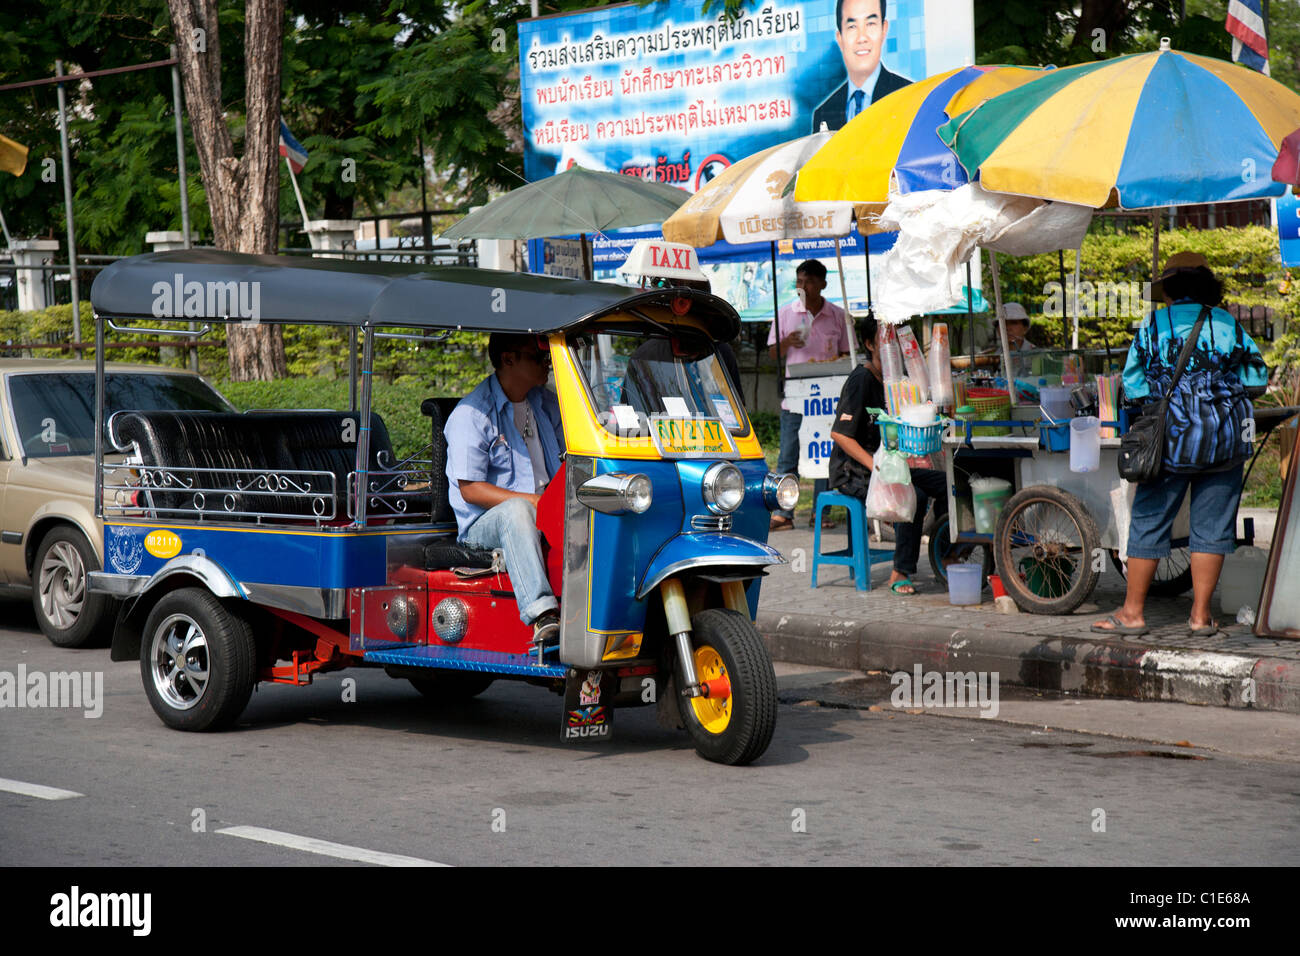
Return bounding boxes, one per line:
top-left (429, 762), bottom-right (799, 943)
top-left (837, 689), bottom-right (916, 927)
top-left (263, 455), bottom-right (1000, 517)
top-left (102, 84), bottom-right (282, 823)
top-left (518, 0), bottom-right (977, 315)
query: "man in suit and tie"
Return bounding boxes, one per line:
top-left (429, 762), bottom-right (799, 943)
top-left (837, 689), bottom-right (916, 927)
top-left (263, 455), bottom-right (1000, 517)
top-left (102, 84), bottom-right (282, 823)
top-left (812, 0), bottom-right (912, 132)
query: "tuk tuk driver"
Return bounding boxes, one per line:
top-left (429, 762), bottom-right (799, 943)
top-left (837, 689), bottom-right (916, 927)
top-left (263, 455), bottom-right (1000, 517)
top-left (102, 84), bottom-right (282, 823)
top-left (445, 332), bottom-right (563, 646)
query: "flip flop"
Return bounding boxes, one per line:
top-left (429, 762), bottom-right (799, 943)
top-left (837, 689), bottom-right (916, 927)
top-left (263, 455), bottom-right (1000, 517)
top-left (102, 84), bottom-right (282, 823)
top-left (769, 515), bottom-right (794, 531)
top-left (890, 579), bottom-right (917, 595)
top-left (1188, 621), bottom-right (1221, 637)
top-left (1091, 615), bottom-right (1148, 636)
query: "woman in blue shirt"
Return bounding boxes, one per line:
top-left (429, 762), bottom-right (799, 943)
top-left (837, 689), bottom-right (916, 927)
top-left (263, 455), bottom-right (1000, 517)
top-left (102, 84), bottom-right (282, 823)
top-left (1094, 253), bottom-right (1268, 639)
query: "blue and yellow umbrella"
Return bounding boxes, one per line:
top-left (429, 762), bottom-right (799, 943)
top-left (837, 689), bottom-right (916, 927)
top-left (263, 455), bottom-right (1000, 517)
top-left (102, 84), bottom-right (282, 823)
top-left (937, 46), bottom-right (1300, 209)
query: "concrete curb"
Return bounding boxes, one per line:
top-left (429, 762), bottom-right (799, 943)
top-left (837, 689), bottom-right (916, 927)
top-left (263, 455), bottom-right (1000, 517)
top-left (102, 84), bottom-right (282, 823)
top-left (757, 611), bottom-right (1300, 715)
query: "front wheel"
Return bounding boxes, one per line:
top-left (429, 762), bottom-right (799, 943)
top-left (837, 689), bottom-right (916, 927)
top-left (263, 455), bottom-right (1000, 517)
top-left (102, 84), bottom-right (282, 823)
top-left (925, 511), bottom-right (994, 588)
top-left (406, 671), bottom-right (495, 700)
top-left (994, 486), bottom-right (1101, 615)
top-left (675, 608), bottom-right (777, 766)
top-left (140, 588), bottom-right (256, 731)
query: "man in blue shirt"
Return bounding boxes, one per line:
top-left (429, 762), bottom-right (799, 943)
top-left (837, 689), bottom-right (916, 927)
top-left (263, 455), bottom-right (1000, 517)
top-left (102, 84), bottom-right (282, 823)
top-left (445, 333), bottom-right (564, 646)
top-left (812, 0), bottom-right (912, 133)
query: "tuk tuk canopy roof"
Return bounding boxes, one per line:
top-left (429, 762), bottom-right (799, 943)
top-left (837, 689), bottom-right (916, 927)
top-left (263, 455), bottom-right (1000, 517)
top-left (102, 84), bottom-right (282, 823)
top-left (90, 250), bottom-right (740, 340)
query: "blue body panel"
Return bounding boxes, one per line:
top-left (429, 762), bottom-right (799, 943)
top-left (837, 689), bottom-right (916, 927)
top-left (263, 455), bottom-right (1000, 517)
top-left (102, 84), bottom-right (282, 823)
top-left (585, 457), bottom-right (776, 632)
top-left (102, 522), bottom-right (391, 589)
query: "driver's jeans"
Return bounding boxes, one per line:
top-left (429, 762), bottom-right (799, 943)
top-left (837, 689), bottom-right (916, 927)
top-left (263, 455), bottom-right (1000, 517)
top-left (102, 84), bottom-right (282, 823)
top-left (460, 497), bottom-right (558, 626)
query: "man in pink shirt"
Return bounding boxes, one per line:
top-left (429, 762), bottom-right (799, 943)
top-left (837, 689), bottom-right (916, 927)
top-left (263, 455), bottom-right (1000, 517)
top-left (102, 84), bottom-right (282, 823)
top-left (766, 259), bottom-right (851, 530)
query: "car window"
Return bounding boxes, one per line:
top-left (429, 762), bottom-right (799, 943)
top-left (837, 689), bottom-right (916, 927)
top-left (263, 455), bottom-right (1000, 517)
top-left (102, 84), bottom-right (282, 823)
top-left (7, 372), bottom-right (232, 458)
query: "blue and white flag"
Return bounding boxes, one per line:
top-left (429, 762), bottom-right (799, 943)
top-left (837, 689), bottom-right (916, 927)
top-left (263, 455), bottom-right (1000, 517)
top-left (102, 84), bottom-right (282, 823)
top-left (1226, 0), bottom-right (1270, 76)
top-left (278, 119), bottom-right (309, 174)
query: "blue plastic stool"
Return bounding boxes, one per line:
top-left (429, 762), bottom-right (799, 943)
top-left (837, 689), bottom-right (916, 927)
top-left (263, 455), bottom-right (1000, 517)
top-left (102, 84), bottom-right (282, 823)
top-left (810, 490), bottom-right (894, 590)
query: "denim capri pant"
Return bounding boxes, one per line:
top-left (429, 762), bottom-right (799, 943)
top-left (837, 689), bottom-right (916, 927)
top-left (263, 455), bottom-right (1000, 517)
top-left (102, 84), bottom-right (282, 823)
top-left (1126, 462), bottom-right (1244, 560)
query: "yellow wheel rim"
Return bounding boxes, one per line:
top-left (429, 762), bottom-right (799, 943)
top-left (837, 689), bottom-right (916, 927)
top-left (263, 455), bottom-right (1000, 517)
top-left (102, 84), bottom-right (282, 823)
top-left (689, 646), bottom-right (731, 734)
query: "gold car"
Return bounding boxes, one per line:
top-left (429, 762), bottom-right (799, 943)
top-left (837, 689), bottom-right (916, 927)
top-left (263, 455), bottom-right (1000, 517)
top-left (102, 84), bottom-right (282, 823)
top-left (0, 360), bottom-right (232, 646)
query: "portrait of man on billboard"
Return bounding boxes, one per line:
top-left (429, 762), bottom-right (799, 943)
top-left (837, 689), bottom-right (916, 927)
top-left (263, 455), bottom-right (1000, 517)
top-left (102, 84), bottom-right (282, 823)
top-left (813, 0), bottom-right (912, 132)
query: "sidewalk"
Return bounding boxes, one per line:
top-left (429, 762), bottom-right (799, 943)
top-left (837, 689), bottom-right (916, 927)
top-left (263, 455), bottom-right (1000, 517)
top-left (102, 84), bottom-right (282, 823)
top-left (754, 508), bottom-right (1300, 714)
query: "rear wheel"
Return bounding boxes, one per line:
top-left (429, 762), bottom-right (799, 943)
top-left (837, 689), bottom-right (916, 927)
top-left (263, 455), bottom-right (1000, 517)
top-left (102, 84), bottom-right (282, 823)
top-left (675, 608), bottom-right (777, 766)
top-left (994, 486), bottom-right (1100, 615)
top-left (925, 511), bottom-right (994, 588)
top-left (1108, 549), bottom-right (1193, 596)
top-left (32, 526), bottom-right (113, 648)
top-left (140, 588), bottom-right (256, 731)
top-left (406, 671), bottom-right (495, 700)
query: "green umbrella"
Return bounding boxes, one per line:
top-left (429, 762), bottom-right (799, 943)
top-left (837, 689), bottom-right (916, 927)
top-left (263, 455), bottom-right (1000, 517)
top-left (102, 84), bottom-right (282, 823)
top-left (442, 165), bottom-right (688, 239)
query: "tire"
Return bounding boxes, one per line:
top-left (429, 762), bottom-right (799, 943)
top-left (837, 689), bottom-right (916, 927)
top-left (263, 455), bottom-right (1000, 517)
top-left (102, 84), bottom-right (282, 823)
top-left (675, 608), bottom-right (777, 766)
top-left (139, 588), bottom-right (256, 731)
top-left (994, 486), bottom-right (1101, 615)
top-left (924, 511), bottom-right (994, 587)
top-left (1108, 549), bottom-right (1194, 597)
top-left (406, 671), bottom-right (495, 700)
top-left (32, 526), bottom-right (114, 648)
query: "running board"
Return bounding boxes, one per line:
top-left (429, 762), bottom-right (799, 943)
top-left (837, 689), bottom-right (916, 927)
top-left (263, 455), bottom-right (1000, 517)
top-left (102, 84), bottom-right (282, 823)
top-left (363, 644), bottom-right (568, 678)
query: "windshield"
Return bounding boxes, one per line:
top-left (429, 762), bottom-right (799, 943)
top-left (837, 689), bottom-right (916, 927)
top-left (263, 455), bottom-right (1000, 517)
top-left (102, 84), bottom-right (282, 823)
top-left (7, 371), bottom-right (233, 458)
top-left (568, 327), bottom-right (747, 438)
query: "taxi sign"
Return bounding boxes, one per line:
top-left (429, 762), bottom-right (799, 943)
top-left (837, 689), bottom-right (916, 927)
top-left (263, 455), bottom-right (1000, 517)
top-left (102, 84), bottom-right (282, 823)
top-left (619, 239), bottom-right (706, 283)
top-left (648, 416), bottom-right (738, 459)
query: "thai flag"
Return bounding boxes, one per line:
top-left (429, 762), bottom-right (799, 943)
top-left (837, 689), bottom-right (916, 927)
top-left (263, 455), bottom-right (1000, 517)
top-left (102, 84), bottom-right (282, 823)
top-left (1226, 0), bottom-right (1270, 76)
top-left (278, 119), bottom-right (309, 174)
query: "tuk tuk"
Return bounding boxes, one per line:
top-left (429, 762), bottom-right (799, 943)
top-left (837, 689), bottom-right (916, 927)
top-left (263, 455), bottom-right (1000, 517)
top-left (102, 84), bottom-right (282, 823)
top-left (88, 250), bottom-right (797, 765)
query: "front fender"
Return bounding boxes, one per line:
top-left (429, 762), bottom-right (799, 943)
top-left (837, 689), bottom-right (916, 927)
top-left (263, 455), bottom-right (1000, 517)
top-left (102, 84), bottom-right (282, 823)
top-left (106, 555), bottom-right (246, 663)
top-left (636, 532), bottom-right (784, 601)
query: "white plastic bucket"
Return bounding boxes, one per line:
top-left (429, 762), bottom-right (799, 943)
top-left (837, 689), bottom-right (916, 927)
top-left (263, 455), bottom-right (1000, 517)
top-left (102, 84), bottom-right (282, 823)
top-left (1069, 416), bottom-right (1101, 472)
top-left (947, 564), bottom-right (983, 605)
top-left (1219, 546), bottom-right (1268, 617)
top-left (970, 477), bottom-right (1012, 534)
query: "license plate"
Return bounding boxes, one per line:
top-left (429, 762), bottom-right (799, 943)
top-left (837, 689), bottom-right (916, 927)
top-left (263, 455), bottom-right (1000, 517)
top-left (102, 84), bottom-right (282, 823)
top-left (649, 417), bottom-right (737, 459)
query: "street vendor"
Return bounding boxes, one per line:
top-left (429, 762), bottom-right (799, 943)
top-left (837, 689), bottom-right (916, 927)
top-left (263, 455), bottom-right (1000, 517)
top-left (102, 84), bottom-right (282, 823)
top-left (989, 302), bottom-right (1035, 352)
top-left (767, 259), bottom-right (852, 531)
top-left (828, 314), bottom-right (948, 594)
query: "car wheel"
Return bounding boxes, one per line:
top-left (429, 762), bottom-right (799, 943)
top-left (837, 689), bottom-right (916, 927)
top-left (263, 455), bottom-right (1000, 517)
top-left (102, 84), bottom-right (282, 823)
top-left (140, 588), bottom-right (256, 731)
top-left (676, 608), bottom-right (777, 766)
top-left (32, 526), bottom-right (113, 648)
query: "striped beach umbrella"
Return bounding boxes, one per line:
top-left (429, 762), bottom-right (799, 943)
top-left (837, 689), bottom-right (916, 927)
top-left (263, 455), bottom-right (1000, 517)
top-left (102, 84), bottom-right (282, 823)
top-left (938, 44), bottom-right (1300, 209)
top-left (793, 65), bottom-right (1048, 205)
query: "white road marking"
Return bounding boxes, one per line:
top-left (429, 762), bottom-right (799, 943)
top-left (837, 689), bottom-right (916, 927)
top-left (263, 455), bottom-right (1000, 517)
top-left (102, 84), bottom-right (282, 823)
top-left (216, 825), bottom-right (450, 867)
top-left (0, 777), bottom-right (84, 800)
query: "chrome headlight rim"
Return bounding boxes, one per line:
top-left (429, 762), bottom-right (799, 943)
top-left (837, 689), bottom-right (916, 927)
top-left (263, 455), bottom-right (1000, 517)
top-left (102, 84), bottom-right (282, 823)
top-left (702, 461), bottom-right (745, 515)
top-left (763, 472), bottom-right (800, 512)
top-left (576, 472), bottom-right (653, 515)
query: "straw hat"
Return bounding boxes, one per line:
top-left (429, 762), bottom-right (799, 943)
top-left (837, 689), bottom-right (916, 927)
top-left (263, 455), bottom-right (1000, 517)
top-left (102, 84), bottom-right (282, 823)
top-left (1150, 251), bottom-right (1212, 302)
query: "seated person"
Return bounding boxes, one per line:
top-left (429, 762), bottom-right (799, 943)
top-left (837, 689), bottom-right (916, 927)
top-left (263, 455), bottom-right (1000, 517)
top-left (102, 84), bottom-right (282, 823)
top-left (984, 302), bottom-right (1035, 353)
top-left (445, 333), bottom-right (563, 645)
top-left (827, 314), bottom-right (949, 595)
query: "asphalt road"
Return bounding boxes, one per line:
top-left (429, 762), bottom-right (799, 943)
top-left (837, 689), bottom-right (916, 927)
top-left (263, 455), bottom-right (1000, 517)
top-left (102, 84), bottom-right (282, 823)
top-left (2, 596), bottom-right (1298, 867)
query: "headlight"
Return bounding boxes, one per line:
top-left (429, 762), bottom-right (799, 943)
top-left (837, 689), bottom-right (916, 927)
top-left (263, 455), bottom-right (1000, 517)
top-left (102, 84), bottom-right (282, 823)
top-left (764, 473), bottom-right (800, 512)
top-left (576, 473), bottom-right (653, 514)
top-left (702, 462), bottom-right (745, 514)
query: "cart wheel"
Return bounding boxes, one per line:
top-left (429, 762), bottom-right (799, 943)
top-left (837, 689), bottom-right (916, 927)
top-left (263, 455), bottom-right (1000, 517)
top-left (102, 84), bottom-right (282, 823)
top-left (140, 588), bottom-right (256, 731)
top-left (994, 486), bottom-right (1100, 615)
top-left (925, 511), bottom-right (994, 588)
top-left (406, 671), bottom-right (495, 700)
top-left (1108, 549), bottom-right (1194, 597)
top-left (675, 609), bottom-right (776, 766)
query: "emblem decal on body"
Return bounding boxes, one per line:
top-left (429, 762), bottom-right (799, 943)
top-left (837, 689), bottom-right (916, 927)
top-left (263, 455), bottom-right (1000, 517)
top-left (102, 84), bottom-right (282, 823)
top-left (106, 527), bottom-right (144, 575)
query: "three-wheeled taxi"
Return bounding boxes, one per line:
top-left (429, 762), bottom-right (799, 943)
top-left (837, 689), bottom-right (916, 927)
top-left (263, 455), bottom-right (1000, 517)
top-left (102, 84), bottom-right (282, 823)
top-left (88, 250), bottom-right (797, 765)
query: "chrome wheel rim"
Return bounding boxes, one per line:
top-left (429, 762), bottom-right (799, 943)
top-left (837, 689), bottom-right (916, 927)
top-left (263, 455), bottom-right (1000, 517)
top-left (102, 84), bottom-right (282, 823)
top-left (150, 614), bottom-right (210, 711)
top-left (38, 541), bottom-right (86, 629)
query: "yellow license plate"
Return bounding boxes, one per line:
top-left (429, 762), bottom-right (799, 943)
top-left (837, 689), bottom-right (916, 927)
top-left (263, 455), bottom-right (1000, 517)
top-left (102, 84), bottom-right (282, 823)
top-left (652, 417), bottom-right (736, 458)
